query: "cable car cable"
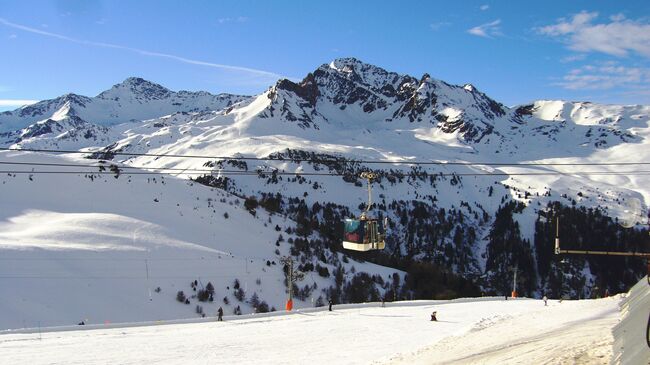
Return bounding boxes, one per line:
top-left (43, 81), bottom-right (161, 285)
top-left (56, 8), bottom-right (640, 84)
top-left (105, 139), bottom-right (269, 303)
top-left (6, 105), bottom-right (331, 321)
top-left (3, 169), bottom-right (650, 177)
top-left (3, 147), bottom-right (650, 167)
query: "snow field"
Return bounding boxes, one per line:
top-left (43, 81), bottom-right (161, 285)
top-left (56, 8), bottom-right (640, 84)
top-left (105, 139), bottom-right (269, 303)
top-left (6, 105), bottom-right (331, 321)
top-left (0, 297), bottom-right (621, 365)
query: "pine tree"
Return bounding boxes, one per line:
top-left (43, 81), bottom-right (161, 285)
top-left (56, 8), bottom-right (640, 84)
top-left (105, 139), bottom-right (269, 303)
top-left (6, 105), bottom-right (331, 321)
top-left (234, 288), bottom-right (245, 302)
top-left (197, 289), bottom-right (210, 302)
top-left (257, 301), bottom-right (270, 313)
top-left (249, 292), bottom-right (260, 309)
top-left (176, 291), bottom-right (186, 303)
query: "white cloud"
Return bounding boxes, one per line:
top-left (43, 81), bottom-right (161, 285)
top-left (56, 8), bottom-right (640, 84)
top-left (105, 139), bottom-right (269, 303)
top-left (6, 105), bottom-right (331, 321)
top-left (0, 99), bottom-right (39, 107)
top-left (217, 16), bottom-right (248, 24)
top-left (538, 11), bottom-right (650, 57)
top-left (467, 19), bottom-right (501, 38)
top-left (480, 5), bottom-right (489, 11)
top-left (560, 54), bottom-right (586, 63)
top-left (609, 13), bottom-right (626, 22)
top-left (429, 22), bottom-right (451, 31)
top-left (8, 34), bottom-right (17, 39)
top-left (555, 62), bottom-right (650, 90)
top-left (0, 17), bottom-right (284, 81)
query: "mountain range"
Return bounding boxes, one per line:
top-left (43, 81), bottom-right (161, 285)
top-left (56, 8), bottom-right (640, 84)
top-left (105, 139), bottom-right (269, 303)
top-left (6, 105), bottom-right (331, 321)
top-left (1, 57), bottom-right (648, 328)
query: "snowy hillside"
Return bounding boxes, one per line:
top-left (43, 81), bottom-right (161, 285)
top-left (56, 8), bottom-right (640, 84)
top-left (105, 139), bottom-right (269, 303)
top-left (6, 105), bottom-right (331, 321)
top-left (0, 296), bottom-right (621, 365)
top-left (0, 150), bottom-right (402, 329)
top-left (1, 58), bottom-right (649, 329)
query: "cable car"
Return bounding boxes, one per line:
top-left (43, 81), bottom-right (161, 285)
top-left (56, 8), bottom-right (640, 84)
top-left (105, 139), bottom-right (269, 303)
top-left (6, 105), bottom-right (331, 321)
top-left (342, 172), bottom-right (387, 251)
top-left (342, 216), bottom-right (386, 251)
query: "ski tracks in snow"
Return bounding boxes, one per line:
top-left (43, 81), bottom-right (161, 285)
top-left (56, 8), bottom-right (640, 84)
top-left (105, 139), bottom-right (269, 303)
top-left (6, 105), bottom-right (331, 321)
top-left (385, 299), bottom-right (620, 365)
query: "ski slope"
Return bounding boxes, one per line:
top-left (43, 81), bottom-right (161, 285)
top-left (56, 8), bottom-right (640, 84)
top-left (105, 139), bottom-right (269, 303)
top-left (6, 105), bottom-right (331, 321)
top-left (0, 296), bottom-right (621, 365)
top-left (0, 150), bottom-right (402, 330)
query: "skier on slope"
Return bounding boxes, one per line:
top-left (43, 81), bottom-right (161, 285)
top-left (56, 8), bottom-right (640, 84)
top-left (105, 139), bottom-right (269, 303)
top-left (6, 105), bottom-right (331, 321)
top-left (328, 299), bottom-right (333, 311)
top-left (217, 307), bottom-right (223, 321)
top-left (543, 295), bottom-right (548, 306)
top-left (430, 311), bottom-right (437, 321)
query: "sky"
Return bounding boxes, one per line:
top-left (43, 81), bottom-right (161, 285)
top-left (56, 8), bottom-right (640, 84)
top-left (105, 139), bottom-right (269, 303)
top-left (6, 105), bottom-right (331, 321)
top-left (0, 0), bottom-right (649, 111)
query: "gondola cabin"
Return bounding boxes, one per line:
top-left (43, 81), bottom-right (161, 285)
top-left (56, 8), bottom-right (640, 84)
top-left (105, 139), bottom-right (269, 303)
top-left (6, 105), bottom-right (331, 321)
top-left (342, 217), bottom-right (386, 251)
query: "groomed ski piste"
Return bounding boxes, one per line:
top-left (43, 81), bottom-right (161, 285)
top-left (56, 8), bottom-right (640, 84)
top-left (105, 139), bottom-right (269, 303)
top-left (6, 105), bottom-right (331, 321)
top-left (0, 294), bottom-right (627, 365)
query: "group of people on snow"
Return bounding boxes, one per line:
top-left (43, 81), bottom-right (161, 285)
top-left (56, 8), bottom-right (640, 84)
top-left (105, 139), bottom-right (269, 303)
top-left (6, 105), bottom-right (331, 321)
top-left (75, 292), bottom-right (559, 328)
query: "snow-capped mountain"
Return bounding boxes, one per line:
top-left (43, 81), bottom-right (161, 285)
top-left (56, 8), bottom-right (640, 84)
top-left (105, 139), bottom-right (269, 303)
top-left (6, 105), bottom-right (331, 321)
top-left (0, 77), bottom-right (249, 133)
top-left (0, 115), bottom-right (116, 150)
top-left (1, 58), bottom-right (649, 329)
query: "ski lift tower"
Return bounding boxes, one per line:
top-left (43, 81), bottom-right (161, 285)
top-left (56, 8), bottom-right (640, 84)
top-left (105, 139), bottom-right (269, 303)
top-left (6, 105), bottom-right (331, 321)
top-left (553, 214), bottom-right (650, 349)
top-left (554, 217), bottom-right (650, 259)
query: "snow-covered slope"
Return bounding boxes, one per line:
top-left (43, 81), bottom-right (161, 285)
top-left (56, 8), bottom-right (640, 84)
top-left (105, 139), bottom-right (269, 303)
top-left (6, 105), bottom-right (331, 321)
top-left (0, 150), bottom-right (402, 329)
top-left (611, 277), bottom-right (650, 365)
top-left (0, 296), bottom-right (621, 365)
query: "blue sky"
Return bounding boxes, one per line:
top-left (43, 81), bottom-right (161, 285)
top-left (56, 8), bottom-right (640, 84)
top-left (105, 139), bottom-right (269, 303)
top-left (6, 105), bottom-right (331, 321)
top-left (1, 0), bottom-right (649, 111)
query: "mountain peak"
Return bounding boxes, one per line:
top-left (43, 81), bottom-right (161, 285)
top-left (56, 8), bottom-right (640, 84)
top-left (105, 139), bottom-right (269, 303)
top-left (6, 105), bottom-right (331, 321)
top-left (326, 57), bottom-right (394, 77)
top-left (328, 57), bottom-right (365, 71)
top-left (98, 77), bottom-right (171, 101)
top-left (463, 83), bottom-right (476, 92)
top-left (117, 77), bottom-right (170, 94)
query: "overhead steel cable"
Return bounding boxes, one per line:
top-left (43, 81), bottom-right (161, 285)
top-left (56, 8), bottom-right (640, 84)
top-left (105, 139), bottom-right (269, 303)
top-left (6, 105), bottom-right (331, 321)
top-left (2, 147), bottom-right (650, 166)
top-left (2, 170), bottom-right (650, 177)
top-left (6, 160), bottom-right (649, 175)
top-left (0, 255), bottom-right (280, 262)
top-left (0, 160), bottom-right (242, 173)
top-left (0, 273), bottom-right (287, 279)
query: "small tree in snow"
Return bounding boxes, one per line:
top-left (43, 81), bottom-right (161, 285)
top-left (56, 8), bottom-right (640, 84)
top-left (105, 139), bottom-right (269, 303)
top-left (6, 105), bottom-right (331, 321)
top-left (176, 291), bottom-right (186, 303)
top-left (197, 289), bottom-right (210, 302)
top-left (249, 292), bottom-right (260, 309)
top-left (257, 301), bottom-right (270, 313)
top-left (234, 287), bottom-right (245, 302)
top-left (206, 282), bottom-right (215, 295)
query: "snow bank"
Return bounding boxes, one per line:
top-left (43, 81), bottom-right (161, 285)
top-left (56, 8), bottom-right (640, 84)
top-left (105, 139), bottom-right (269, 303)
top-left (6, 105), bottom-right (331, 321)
top-left (611, 276), bottom-right (650, 365)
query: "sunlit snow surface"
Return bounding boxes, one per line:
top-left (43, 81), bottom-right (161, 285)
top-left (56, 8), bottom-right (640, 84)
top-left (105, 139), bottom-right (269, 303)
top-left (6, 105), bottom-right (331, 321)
top-left (0, 297), bottom-right (620, 365)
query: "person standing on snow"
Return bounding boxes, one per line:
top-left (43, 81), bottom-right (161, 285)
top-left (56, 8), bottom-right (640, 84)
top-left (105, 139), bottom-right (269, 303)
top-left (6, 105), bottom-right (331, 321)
top-left (217, 307), bottom-right (223, 321)
top-left (543, 295), bottom-right (548, 306)
top-left (430, 311), bottom-right (437, 321)
top-left (328, 299), bottom-right (333, 311)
